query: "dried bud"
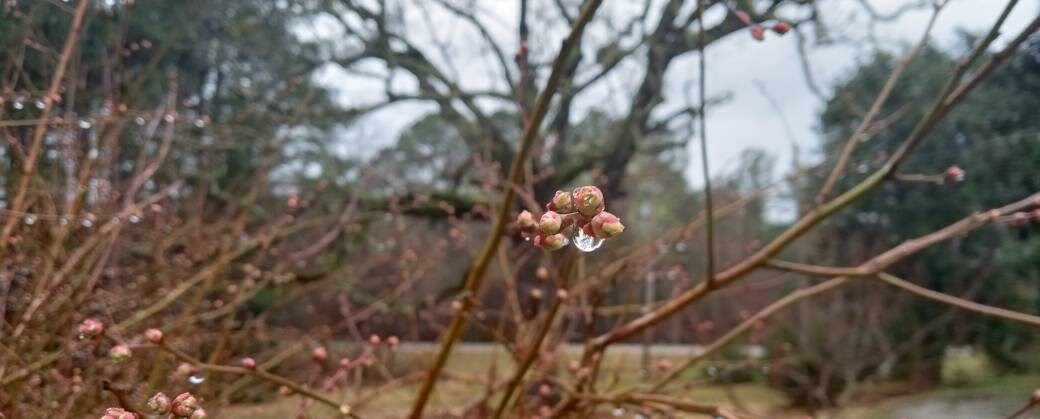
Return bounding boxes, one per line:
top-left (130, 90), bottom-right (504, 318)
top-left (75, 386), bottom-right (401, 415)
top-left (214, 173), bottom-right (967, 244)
top-left (369, 334), bottom-right (382, 346)
top-left (571, 186), bottom-right (604, 217)
top-left (657, 358), bottom-right (672, 371)
top-left (240, 357), bottom-right (256, 369)
top-left (109, 344), bottom-right (131, 362)
top-left (539, 211), bottom-right (563, 235)
top-left (750, 24), bottom-right (766, 41)
top-left (171, 392), bottom-right (199, 417)
top-left (590, 211), bottom-right (625, 238)
top-left (550, 190), bottom-right (576, 213)
top-left (78, 318), bottom-right (105, 339)
top-left (145, 328), bottom-right (163, 344)
top-left (148, 392), bottom-right (172, 415)
top-left (945, 165), bottom-right (965, 183)
top-left (772, 20), bottom-right (791, 35)
top-left (312, 346), bottom-right (328, 362)
top-left (537, 233), bottom-right (567, 251)
top-left (101, 407), bottom-right (135, 419)
top-left (387, 335), bottom-right (400, 347)
top-left (516, 210), bottom-right (537, 231)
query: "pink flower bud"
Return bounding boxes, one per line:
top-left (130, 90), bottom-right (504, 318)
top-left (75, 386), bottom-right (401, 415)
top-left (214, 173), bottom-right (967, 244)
top-left (387, 336), bottom-right (400, 347)
top-left (516, 210), bottom-right (537, 231)
top-left (772, 21), bottom-right (791, 35)
top-left (312, 346), bottom-right (328, 362)
top-left (148, 392), bottom-right (172, 414)
top-left (175, 362), bottom-right (196, 377)
top-left (539, 211), bottom-right (563, 235)
top-left (369, 334), bottom-right (382, 346)
top-left (539, 405), bottom-right (552, 417)
top-left (530, 288), bottom-right (543, 299)
top-left (590, 211), bottom-right (625, 238)
top-left (1031, 388), bottom-right (1040, 404)
top-left (190, 408), bottom-right (208, 418)
top-left (539, 384), bottom-right (552, 396)
top-left (945, 165), bottom-right (965, 182)
top-left (339, 358), bottom-right (351, 369)
top-left (735, 10), bottom-right (751, 24)
top-left (109, 344), bottom-right (131, 362)
top-left (339, 405), bottom-right (353, 415)
top-left (145, 328), bottom-right (163, 344)
top-left (78, 318), bottom-right (104, 339)
top-left (567, 360), bottom-right (581, 373)
top-left (556, 289), bottom-right (569, 300)
top-left (241, 357), bottom-right (256, 369)
top-left (537, 233), bottom-right (567, 251)
top-left (101, 407), bottom-right (135, 419)
top-left (986, 209), bottom-right (1001, 221)
top-left (550, 190), bottom-right (575, 214)
top-left (571, 186), bottom-right (604, 217)
top-left (1011, 212), bottom-right (1030, 227)
top-left (171, 392), bottom-right (199, 417)
top-left (657, 358), bottom-right (672, 371)
top-left (750, 24), bottom-right (766, 41)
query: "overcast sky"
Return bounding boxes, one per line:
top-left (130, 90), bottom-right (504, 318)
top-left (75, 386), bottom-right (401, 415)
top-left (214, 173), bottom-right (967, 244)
top-left (307, 0), bottom-right (1038, 220)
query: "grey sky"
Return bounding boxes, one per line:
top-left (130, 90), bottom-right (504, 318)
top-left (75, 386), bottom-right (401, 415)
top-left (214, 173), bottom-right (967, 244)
top-left (305, 0), bottom-right (1038, 220)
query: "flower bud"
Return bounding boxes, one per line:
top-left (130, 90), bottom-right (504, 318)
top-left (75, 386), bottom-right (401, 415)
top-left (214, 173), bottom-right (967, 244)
top-left (537, 233), bottom-right (567, 251)
top-left (312, 346), bottom-right (328, 362)
top-left (175, 362), bottom-right (196, 377)
top-left (571, 186), bottom-right (604, 217)
top-left (190, 408), bottom-right (208, 419)
top-left (556, 289), bottom-right (569, 300)
top-left (1011, 212), bottom-right (1030, 227)
top-left (241, 357), bottom-right (256, 369)
top-left (750, 24), bottom-right (766, 41)
top-left (539, 384), bottom-right (552, 396)
top-left (657, 358), bottom-right (672, 371)
top-left (945, 165), bottom-right (965, 182)
top-left (735, 10), bottom-right (751, 24)
top-left (369, 334), bottom-right (382, 346)
top-left (550, 190), bottom-right (575, 213)
top-left (387, 335), bottom-right (400, 347)
top-left (567, 360), bottom-right (581, 373)
top-left (148, 392), bottom-right (172, 415)
top-left (590, 212), bottom-right (625, 238)
top-left (539, 211), bottom-right (563, 235)
top-left (102, 407), bottom-right (135, 419)
top-left (171, 392), bottom-right (199, 417)
top-left (339, 405), bottom-right (353, 415)
top-left (1033, 209), bottom-right (1040, 222)
top-left (1031, 388), bottom-right (1040, 404)
top-left (109, 344), bottom-right (131, 363)
top-left (145, 328), bottom-right (163, 344)
top-left (78, 318), bottom-right (104, 339)
top-left (339, 358), bottom-right (351, 369)
top-left (516, 210), bottom-right (537, 231)
top-left (772, 21), bottom-right (791, 35)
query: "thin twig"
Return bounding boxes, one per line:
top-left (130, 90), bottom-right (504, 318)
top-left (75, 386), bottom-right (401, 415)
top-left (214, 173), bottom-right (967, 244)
top-left (876, 272), bottom-right (1040, 328)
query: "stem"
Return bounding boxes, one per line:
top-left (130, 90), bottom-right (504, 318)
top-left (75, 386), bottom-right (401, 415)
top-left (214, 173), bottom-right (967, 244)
top-left (696, 0), bottom-right (716, 287)
top-left (407, 2), bottom-right (605, 417)
top-left (876, 272), bottom-right (1040, 327)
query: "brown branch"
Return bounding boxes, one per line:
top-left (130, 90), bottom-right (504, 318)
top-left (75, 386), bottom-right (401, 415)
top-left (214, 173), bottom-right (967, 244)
top-left (876, 272), bottom-right (1040, 328)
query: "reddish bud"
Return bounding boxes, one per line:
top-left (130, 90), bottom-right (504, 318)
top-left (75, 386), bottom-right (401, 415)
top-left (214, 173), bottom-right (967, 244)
top-left (78, 318), bottom-right (105, 339)
top-left (551, 190), bottom-right (576, 213)
top-left (537, 233), bottom-right (567, 251)
top-left (750, 24), bottom-right (766, 41)
top-left (556, 289), bottom-right (569, 300)
top-left (536, 266), bottom-right (550, 280)
top-left (1031, 389), bottom-right (1040, 404)
top-left (145, 328), bottom-right (163, 344)
top-left (735, 10), bottom-right (751, 24)
top-left (657, 358), bottom-right (672, 371)
top-left (517, 210), bottom-right (536, 231)
top-left (312, 346), bottom-right (328, 362)
top-left (109, 344), bottom-right (131, 362)
top-left (190, 408), bottom-right (208, 418)
top-left (567, 360), bottom-right (581, 373)
top-left (171, 392), bottom-right (199, 417)
top-left (101, 407), bottom-right (136, 419)
top-left (539, 211), bottom-right (563, 235)
top-left (590, 211), bottom-right (625, 238)
top-left (772, 21), bottom-right (791, 35)
top-left (387, 335), bottom-right (400, 347)
top-left (339, 358), bottom-right (351, 369)
top-left (571, 186), bottom-right (604, 217)
top-left (241, 357), bottom-right (256, 369)
top-left (175, 362), bottom-right (196, 377)
top-left (539, 384), bottom-right (552, 396)
top-left (945, 165), bottom-right (965, 183)
top-left (148, 392), bottom-right (172, 414)
top-left (1011, 212), bottom-right (1030, 227)
top-left (369, 334), bottom-right (382, 346)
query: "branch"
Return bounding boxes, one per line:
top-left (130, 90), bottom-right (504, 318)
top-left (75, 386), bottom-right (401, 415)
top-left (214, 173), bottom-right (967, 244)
top-left (876, 272), bottom-right (1040, 328)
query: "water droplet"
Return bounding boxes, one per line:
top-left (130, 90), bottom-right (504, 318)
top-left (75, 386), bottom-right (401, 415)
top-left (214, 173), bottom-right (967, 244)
top-left (193, 118), bottom-right (206, 128)
top-left (524, 236), bottom-right (531, 242)
top-left (612, 407), bottom-right (625, 417)
top-left (35, 100), bottom-right (45, 109)
top-left (59, 217), bottom-right (69, 226)
top-left (570, 228), bottom-right (603, 252)
top-left (87, 149), bottom-right (99, 160)
top-left (129, 215), bottom-right (141, 223)
top-left (23, 216), bottom-right (36, 225)
top-left (188, 375), bottom-right (205, 384)
top-left (81, 219), bottom-right (94, 228)
top-left (134, 116), bottom-right (146, 125)
top-left (77, 333), bottom-right (85, 340)
top-left (164, 114), bottom-right (175, 123)
top-left (77, 120), bottom-right (92, 129)
top-left (13, 101), bottom-right (24, 110)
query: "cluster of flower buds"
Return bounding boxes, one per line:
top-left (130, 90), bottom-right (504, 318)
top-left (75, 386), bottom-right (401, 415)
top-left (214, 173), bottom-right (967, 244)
top-left (733, 10), bottom-right (791, 41)
top-left (516, 186), bottom-right (625, 251)
top-left (78, 318), bottom-right (105, 339)
top-left (101, 407), bottom-right (135, 419)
